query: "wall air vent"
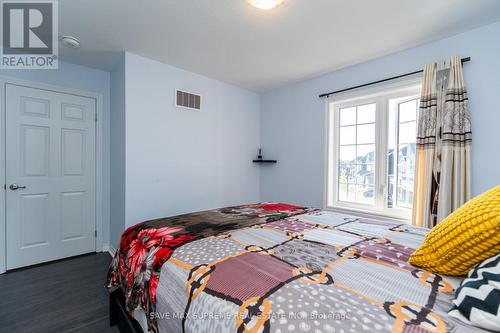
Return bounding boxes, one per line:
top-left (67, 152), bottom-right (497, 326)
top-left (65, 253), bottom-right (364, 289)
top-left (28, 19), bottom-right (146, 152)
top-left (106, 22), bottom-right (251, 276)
top-left (175, 89), bottom-right (201, 111)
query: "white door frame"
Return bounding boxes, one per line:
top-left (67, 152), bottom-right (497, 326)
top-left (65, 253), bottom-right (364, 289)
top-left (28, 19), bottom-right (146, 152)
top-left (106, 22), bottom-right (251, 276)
top-left (0, 76), bottom-right (104, 273)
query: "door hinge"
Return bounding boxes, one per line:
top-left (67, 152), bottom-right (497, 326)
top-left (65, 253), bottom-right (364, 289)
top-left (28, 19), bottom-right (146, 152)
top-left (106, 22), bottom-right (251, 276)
top-left (95, 230), bottom-right (97, 238)
top-left (95, 113), bottom-right (98, 122)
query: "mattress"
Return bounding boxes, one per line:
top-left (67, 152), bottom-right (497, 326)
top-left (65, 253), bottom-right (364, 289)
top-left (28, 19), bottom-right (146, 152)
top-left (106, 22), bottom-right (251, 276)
top-left (107, 203), bottom-right (485, 333)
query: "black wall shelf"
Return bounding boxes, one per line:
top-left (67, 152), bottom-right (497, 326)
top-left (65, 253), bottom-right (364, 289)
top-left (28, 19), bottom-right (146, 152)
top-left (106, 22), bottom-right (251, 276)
top-left (253, 159), bottom-right (277, 164)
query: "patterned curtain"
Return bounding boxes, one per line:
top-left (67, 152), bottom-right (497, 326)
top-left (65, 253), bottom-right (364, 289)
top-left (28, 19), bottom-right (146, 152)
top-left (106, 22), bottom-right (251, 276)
top-left (412, 56), bottom-right (471, 228)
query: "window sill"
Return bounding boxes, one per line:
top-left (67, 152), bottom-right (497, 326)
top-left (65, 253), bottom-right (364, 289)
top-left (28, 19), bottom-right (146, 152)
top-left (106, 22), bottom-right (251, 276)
top-left (324, 205), bottom-right (411, 224)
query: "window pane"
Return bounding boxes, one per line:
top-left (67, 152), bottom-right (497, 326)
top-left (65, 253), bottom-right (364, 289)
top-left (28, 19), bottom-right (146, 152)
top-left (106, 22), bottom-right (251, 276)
top-left (340, 107), bottom-right (356, 126)
top-left (387, 171), bottom-right (394, 208)
top-left (396, 143), bottom-right (415, 208)
top-left (356, 164), bottom-right (375, 186)
top-left (338, 183), bottom-right (347, 201)
top-left (388, 103), bottom-right (396, 151)
top-left (338, 183), bottom-right (356, 202)
top-left (356, 185), bottom-right (374, 205)
top-left (339, 164), bottom-right (357, 184)
top-left (387, 96), bottom-right (419, 211)
top-left (398, 121), bottom-right (416, 144)
top-left (396, 173), bottom-right (414, 209)
top-left (339, 125), bottom-right (356, 145)
top-left (357, 103), bottom-right (376, 124)
top-left (339, 145), bottom-right (356, 164)
top-left (333, 100), bottom-right (379, 208)
top-left (356, 144), bottom-right (375, 164)
top-left (397, 143), bottom-right (416, 165)
top-left (357, 123), bottom-right (375, 144)
top-left (399, 99), bottom-right (417, 122)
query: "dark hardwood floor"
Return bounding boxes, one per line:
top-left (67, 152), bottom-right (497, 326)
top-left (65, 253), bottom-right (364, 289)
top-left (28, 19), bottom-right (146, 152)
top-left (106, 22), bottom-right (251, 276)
top-left (0, 253), bottom-right (119, 333)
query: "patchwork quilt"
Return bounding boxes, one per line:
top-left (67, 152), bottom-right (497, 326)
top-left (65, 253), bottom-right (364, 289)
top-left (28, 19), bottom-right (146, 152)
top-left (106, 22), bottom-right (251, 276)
top-left (107, 203), bottom-right (486, 333)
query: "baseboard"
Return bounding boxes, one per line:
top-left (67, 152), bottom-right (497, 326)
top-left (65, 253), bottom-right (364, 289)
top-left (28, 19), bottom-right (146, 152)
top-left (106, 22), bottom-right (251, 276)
top-left (102, 243), bottom-right (116, 257)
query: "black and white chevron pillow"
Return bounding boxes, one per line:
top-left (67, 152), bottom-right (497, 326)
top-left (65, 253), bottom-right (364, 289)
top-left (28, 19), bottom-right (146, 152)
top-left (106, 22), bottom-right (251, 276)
top-left (449, 253), bottom-right (500, 331)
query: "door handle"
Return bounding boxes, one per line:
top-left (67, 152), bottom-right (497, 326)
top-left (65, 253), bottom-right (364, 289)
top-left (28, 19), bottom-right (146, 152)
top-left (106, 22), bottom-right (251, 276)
top-left (9, 184), bottom-right (27, 190)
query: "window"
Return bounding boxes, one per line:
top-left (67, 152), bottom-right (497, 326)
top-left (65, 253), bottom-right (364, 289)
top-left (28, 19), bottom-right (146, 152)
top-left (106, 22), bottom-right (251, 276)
top-left (326, 81), bottom-right (420, 220)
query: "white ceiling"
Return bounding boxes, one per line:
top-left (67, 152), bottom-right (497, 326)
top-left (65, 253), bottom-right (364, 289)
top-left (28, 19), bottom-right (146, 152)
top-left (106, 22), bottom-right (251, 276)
top-left (59, 0), bottom-right (500, 92)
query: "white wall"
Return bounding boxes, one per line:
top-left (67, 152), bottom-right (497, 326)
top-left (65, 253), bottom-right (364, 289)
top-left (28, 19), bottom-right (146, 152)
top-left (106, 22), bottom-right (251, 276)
top-left (123, 52), bottom-right (261, 228)
top-left (0, 61), bottom-right (111, 247)
top-left (260, 22), bottom-right (500, 207)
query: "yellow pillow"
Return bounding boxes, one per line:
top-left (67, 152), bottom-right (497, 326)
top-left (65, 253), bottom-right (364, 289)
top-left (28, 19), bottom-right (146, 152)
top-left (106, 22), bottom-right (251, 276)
top-left (409, 185), bottom-right (500, 276)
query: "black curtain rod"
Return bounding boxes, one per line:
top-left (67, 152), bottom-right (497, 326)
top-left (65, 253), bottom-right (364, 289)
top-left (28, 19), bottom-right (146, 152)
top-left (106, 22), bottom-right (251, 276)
top-left (318, 56), bottom-right (471, 98)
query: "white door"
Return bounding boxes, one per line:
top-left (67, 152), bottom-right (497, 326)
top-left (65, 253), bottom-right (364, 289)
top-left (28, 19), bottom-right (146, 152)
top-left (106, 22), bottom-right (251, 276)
top-left (6, 83), bottom-right (96, 270)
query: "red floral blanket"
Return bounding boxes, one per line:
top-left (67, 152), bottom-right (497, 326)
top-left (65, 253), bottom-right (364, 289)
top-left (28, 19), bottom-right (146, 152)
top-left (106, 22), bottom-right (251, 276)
top-left (106, 203), bottom-right (311, 332)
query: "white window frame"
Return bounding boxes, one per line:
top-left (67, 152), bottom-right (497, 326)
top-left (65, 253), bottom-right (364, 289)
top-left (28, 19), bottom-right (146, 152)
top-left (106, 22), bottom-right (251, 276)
top-left (325, 78), bottom-right (421, 221)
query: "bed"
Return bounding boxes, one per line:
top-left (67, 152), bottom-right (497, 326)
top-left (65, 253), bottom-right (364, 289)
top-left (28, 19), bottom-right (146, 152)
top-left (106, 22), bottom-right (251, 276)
top-left (107, 203), bottom-right (485, 333)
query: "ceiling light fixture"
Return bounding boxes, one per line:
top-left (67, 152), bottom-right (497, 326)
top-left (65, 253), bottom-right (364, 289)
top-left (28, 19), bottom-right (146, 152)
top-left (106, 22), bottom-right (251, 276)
top-left (248, 0), bottom-right (284, 10)
top-left (61, 35), bottom-right (80, 49)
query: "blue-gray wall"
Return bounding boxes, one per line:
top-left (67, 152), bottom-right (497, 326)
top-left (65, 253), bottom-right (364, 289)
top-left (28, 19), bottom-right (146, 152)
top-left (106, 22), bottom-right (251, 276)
top-left (109, 55), bottom-right (126, 249)
top-left (260, 22), bottom-right (500, 207)
top-left (4, 21), bottom-right (500, 248)
top-left (0, 62), bottom-right (111, 247)
top-left (123, 52), bottom-right (261, 228)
